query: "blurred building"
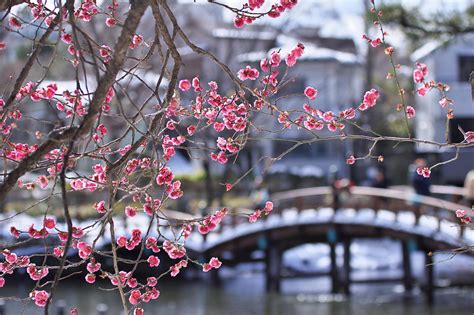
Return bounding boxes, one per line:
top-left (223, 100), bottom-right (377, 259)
top-left (411, 32), bottom-right (474, 184)
top-left (171, 2), bottom-right (365, 182)
top-left (236, 32), bottom-right (362, 182)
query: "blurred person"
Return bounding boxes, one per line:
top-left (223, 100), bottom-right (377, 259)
top-left (409, 158), bottom-right (431, 223)
top-left (464, 169), bottom-right (474, 207)
top-left (371, 168), bottom-right (389, 210)
top-left (251, 176), bottom-right (269, 210)
top-left (371, 168), bottom-right (389, 189)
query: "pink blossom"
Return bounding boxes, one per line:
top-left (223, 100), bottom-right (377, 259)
top-left (87, 260), bottom-right (101, 273)
top-left (264, 201), bottom-right (273, 215)
top-left (270, 51), bottom-right (281, 67)
top-left (10, 226), bottom-right (20, 238)
top-left (179, 79), bottom-right (191, 91)
top-left (413, 63), bottom-right (428, 83)
top-left (260, 58), bottom-right (269, 72)
top-left (148, 255), bottom-right (160, 267)
top-left (156, 167), bottom-right (174, 185)
top-left (465, 131), bottom-right (474, 143)
top-left (192, 77), bottom-right (203, 91)
top-left (439, 97), bottom-right (451, 108)
top-left (170, 260), bottom-right (188, 277)
top-left (237, 66), bottom-right (260, 81)
top-left (346, 155), bottom-right (356, 165)
top-left (249, 209), bottom-right (261, 223)
top-left (117, 236), bottom-right (127, 247)
top-left (5, 252), bottom-right (17, 263)
top-left (203, 257), bottom-right (222, 272)
top-left (31, 290), bottom-right (49, 307)
top-left (285, 53), bottom-right (296, 67)
top-left (163, 240), bottom-right (186, 259)
top-left (417, 87), bottom-right (428, 96)
top-left (85, 273), bottom-right (96, 283)
top-left (362, 89), bottom-right (380, 108)
top-left (9, 17), bottom-right (22, 28)
top-left (456, 208), bottom-right (472, 224)
top-left (43, 218), bottom-right (56, 229)
top-left (187, 125), bottom-right (196, 135)
top-left (134, 308), bottom-right (144, 315)
top-left (125, 206), bottom-right (137, 217)
top-left (370, 38), bottom-right (381, 47)
top-left (27, 264), bottom-right (49, 280)
top-left (147, 277), bottom-right (158, 287)
top-left (129, 289), bottom-right (141, 305)
top-left (61, 33), bottom-right (73, 44)
top-left (416, 167), bottom-right (431, 178)
top-left (36, 176), bottom-right (49, 189)
top-left (406, 106), bottom-right (416, 119)
top-left (214, 122), bottom-right (225, 132)
top-left (105, 17), bottom-right (116, 27)
top-left (304, 86), bottom-right (317, 100)
top-left (234, 16), bottom-right (245, 28)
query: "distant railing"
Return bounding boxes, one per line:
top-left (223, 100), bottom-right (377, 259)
top-left (390, 185), bottom-right (467, 196)
top-left (265, 185), bottom-right (470, 238)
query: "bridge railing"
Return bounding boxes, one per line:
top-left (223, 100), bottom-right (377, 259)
top-left (263, 185), bottom-right (470, 238)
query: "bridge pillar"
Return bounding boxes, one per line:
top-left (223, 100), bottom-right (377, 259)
top-left (401, 240), bottom-right (413, 292)
top-left (327, 228), bottom-right (339, 294)
top-left (343, 239), bottom-right (351, 296)
top-left (425, 251), bottom-right (434, 305)
top-left (265, 245), bottom-right (281, 293)
top-left (329, 242), bottom-right (340, 294)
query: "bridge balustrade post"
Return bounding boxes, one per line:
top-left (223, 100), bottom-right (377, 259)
top-left (265, 245), bottom-right (281, 293)
top-left (96, 303), bottom-right (108, 315)
top-left (414, 206), bottom-right (421, 226)
top-left (56, 299), bottom-right (66, 315)
top-left (231, 210), bottom-right (238, 228)
top-left (401, 241), bottom-right (413, 292)
top-left (343, 238), bottom-right (351, 296)
top-left (296, 197), bottom-right (304, 214)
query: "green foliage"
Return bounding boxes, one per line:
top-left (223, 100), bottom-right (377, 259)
top-left (378, 3), bottom-right (474, 44)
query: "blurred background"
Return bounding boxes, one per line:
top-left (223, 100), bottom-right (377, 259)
top-left (1, 0), bottom-right (474, 314)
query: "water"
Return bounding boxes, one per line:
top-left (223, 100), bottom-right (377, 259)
top-left (2, 239), bottom-right (474, 314)
top-left (3, 275), bottom-right (474, 315)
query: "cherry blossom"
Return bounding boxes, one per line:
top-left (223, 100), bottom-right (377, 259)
top-left (304, 86), bottom-right (318, 100)
top-left (406, 106), bottom-right (416, 119)
top-left (417, 167), bottom-right (431, 178)
top-left (31, 290), bottom-right (49, 307)
top-left (147, 255), bottom-right (160, 267)
top-left (346, 155), bottom-right (356, 165)
top-left (202, 257), bottom-right (222, 272)
top-left (456, 209), bottom-right (472, 224)
top-left (237, 66), bottom-right (260, 81)
top-left (179, 79), bottom-right (191, 91)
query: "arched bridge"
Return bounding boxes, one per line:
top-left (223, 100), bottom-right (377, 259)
top-left (200, 186), bottom-right (472, 304)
